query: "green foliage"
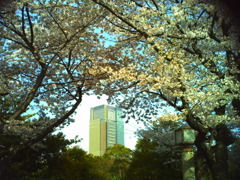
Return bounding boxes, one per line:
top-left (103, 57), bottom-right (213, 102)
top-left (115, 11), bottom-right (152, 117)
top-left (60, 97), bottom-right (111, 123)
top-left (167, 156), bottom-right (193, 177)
top-left (103, 144), bottom-right (132, 180)
top-left (1, 132), bottom-right (77, 179)
top-left (1, 131), bottom-right (115, 180)
top-left (125, 138), bottom-right (182, 180)
top-left (124, 121), bottom-right (182, 180)
top-left (35, 147), bottom-right (103, 180)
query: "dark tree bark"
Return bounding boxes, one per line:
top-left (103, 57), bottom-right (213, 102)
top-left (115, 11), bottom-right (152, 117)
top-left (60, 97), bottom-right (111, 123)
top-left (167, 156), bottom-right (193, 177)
top-left (195, 131), bottom-right (214, 180)
top-left (195, 151), bottom-right (213, 180)
top-left (212, 124), bottom-right (235, 180)
top-left (195, 124), bottom-right (235, 180)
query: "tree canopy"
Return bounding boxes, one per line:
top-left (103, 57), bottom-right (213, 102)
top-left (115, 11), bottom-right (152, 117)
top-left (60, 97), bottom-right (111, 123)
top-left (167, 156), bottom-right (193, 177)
top-left (90, 0), bottom-right (240, 179)
top-left (1, 0), bottom-right (240, 179)
top-left (92, 0), bottom-right (240, 126)
top-left (0, 0), bottom-right (135, 170)
top-left (103, 144), bottom-right (132, 180)
top-left (1, 132), bottom-right (111, 180)
top-left (1, 132), bottom-right (77, 179)
top-left (125, 121), bottom-right (182, 180)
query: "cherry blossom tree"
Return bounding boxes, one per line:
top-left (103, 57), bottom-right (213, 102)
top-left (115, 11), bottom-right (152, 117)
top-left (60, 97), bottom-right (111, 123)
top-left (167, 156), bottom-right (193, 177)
top-left (0, 0), bottom-right (136, 175)
top-left (91, 0), bottom-right (240, 179)
top-left (1, 0), bottom-right (239, 179)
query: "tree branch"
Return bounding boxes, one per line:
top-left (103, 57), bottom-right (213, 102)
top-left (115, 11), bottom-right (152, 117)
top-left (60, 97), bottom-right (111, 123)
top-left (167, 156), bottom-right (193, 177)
top-left (92, 0), bottom-right (148, 38)
top-left (25, 4), bottom-right (34, 45)
top-left (9, 63), bottom-right (48, 120)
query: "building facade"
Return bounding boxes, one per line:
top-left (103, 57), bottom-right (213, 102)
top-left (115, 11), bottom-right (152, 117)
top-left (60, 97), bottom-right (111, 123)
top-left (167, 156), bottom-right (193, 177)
top-left (89, 105), bottom-right (124, 156)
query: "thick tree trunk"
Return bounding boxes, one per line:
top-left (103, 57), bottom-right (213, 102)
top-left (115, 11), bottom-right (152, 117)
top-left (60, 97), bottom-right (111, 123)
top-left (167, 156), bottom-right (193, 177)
top-left (195, 151), bottom-right (213, 180)
top-left (211, 124), bottom-right (234, 180)
top-left (195, 132), bottom-right (214, 180)
top-left (212, 141), bottom-right (229, 180)
top-left (194, 124), bottom-right (234, 180)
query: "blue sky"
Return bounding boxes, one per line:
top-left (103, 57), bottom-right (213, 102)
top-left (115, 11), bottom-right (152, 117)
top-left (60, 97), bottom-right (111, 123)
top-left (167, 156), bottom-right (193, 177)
top-left (61, 94), bottom-right (144, 152)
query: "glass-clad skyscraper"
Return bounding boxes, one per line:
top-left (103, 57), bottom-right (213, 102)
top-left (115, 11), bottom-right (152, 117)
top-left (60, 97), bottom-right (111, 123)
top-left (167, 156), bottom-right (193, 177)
top-left (89, 105), bottom-right (124, 156)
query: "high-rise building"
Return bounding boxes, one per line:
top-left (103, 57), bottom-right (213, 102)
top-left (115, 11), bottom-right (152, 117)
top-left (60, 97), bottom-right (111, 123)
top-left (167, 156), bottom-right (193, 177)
top-left (89, 105), bottom-right (124, 156)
